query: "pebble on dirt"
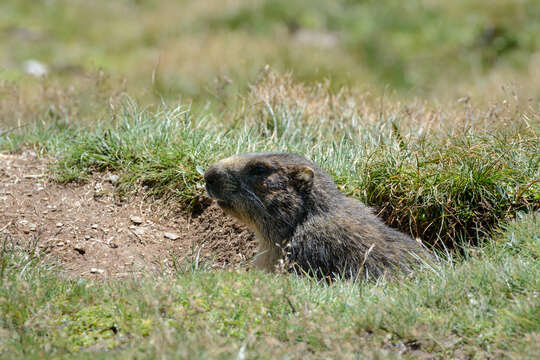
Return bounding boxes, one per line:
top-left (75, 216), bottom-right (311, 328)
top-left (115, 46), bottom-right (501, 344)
top-left (107, 174), bottom-right (120, 184)
top-left (130, 215), bottom-right (143, 225)
top-left (164, 232), bottom-right (180, 240)
top-left (23, 59), bottom-right (49, 77)
top-left (74, 247), bottom-right (85, 255)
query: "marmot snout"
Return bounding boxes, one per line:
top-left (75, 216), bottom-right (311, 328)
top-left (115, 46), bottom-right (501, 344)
top-left (204, 152), bottom-right (429, 279)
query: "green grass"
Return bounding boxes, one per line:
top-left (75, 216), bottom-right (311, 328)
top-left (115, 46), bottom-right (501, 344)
top-left (1, 213), bottom-right (539, 358)
top-left (208, 0), bottom-right (540, 87)
top-left (1, 0), bottom-right (540, 103)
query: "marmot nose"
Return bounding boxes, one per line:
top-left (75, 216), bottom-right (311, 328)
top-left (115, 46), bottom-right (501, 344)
top-left (204, 166), bottom-right (224, 199)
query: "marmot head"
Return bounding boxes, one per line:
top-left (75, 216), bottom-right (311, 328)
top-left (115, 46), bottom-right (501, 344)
top-left (204, 153), bottom-right (335, 238)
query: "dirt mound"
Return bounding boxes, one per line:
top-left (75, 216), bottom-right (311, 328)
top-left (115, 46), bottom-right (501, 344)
top-left (0, 152), bottom-right (256, 278)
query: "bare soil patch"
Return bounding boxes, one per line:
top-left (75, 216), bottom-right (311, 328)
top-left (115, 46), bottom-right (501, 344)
top-left (0, 152), bottom-right (256, 278)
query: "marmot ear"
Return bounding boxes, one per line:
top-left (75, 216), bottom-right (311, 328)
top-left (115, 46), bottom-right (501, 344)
top-left (293, 165), bottom-right (314, 191)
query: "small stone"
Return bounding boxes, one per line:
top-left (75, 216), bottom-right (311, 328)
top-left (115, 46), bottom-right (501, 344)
top-left (91, 224), bottom-right (98, 229)
top-left (130, 215), bottom-right (143, 225)
top-left (90, 268), bottom-right (105, 274)
top-left (107, 174), bottom-right (120, 184)
top-left (109, 242), bottom-right (118, 249)
top-left (84, 235), bottom-right (91, 240)
top-left (56, 222), bottom-right (63, 227)
top-left (164, 232), bottom-right (180, 240)
top-left (133, 227), bottom-right (145, 236)
top-left (23, 59), bottom-right (49, 77)
top-left (56, 242), bottom-right (65, 247)
top-left (29, 223), bottom-right (37, 231)
top-left (74, 247), bottom-right (85, 255)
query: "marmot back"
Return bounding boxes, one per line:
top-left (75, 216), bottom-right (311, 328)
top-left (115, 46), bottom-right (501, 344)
top-left (204, 152), bottom-right (429, 279)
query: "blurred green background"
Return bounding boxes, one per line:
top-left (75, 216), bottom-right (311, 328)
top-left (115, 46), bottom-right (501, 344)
top-left (1, 0), bottom-right (540, 105)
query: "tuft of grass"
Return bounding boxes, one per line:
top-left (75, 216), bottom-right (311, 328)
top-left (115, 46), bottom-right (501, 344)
top-left (359, 131), bottom-right (539, 246)
top-left (0, 72), bottom-right (125, 154)
top-left (1, 213), bottom-right (539, 358)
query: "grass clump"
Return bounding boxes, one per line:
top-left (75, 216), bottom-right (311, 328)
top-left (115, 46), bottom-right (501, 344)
top-left (1, 213), bottom-right (539, 358)
top-left (0, 72), bottom-right (125, 152)
top-left (360, 131), bottom-right (539, 245)
top-left (49, 102), bottom-right (226, 203)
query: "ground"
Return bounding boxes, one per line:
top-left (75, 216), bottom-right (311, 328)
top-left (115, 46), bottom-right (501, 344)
top-left (0, 151), bottom-right (256, 278)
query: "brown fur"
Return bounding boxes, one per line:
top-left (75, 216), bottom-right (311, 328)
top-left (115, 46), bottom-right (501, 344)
top-left (204, 152), bottom-right (430, 279)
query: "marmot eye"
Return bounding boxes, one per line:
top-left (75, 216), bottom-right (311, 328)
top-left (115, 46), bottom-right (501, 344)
top-left (248, 164), bottom-right (269, 176)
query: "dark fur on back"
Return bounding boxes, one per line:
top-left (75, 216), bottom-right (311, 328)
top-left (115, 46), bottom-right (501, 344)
top-left (204, 152), bottom-right (429, 279)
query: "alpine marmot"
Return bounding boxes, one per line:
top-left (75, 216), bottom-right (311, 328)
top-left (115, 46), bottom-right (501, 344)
top-left (204, 152), bottom-right (429, 279)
